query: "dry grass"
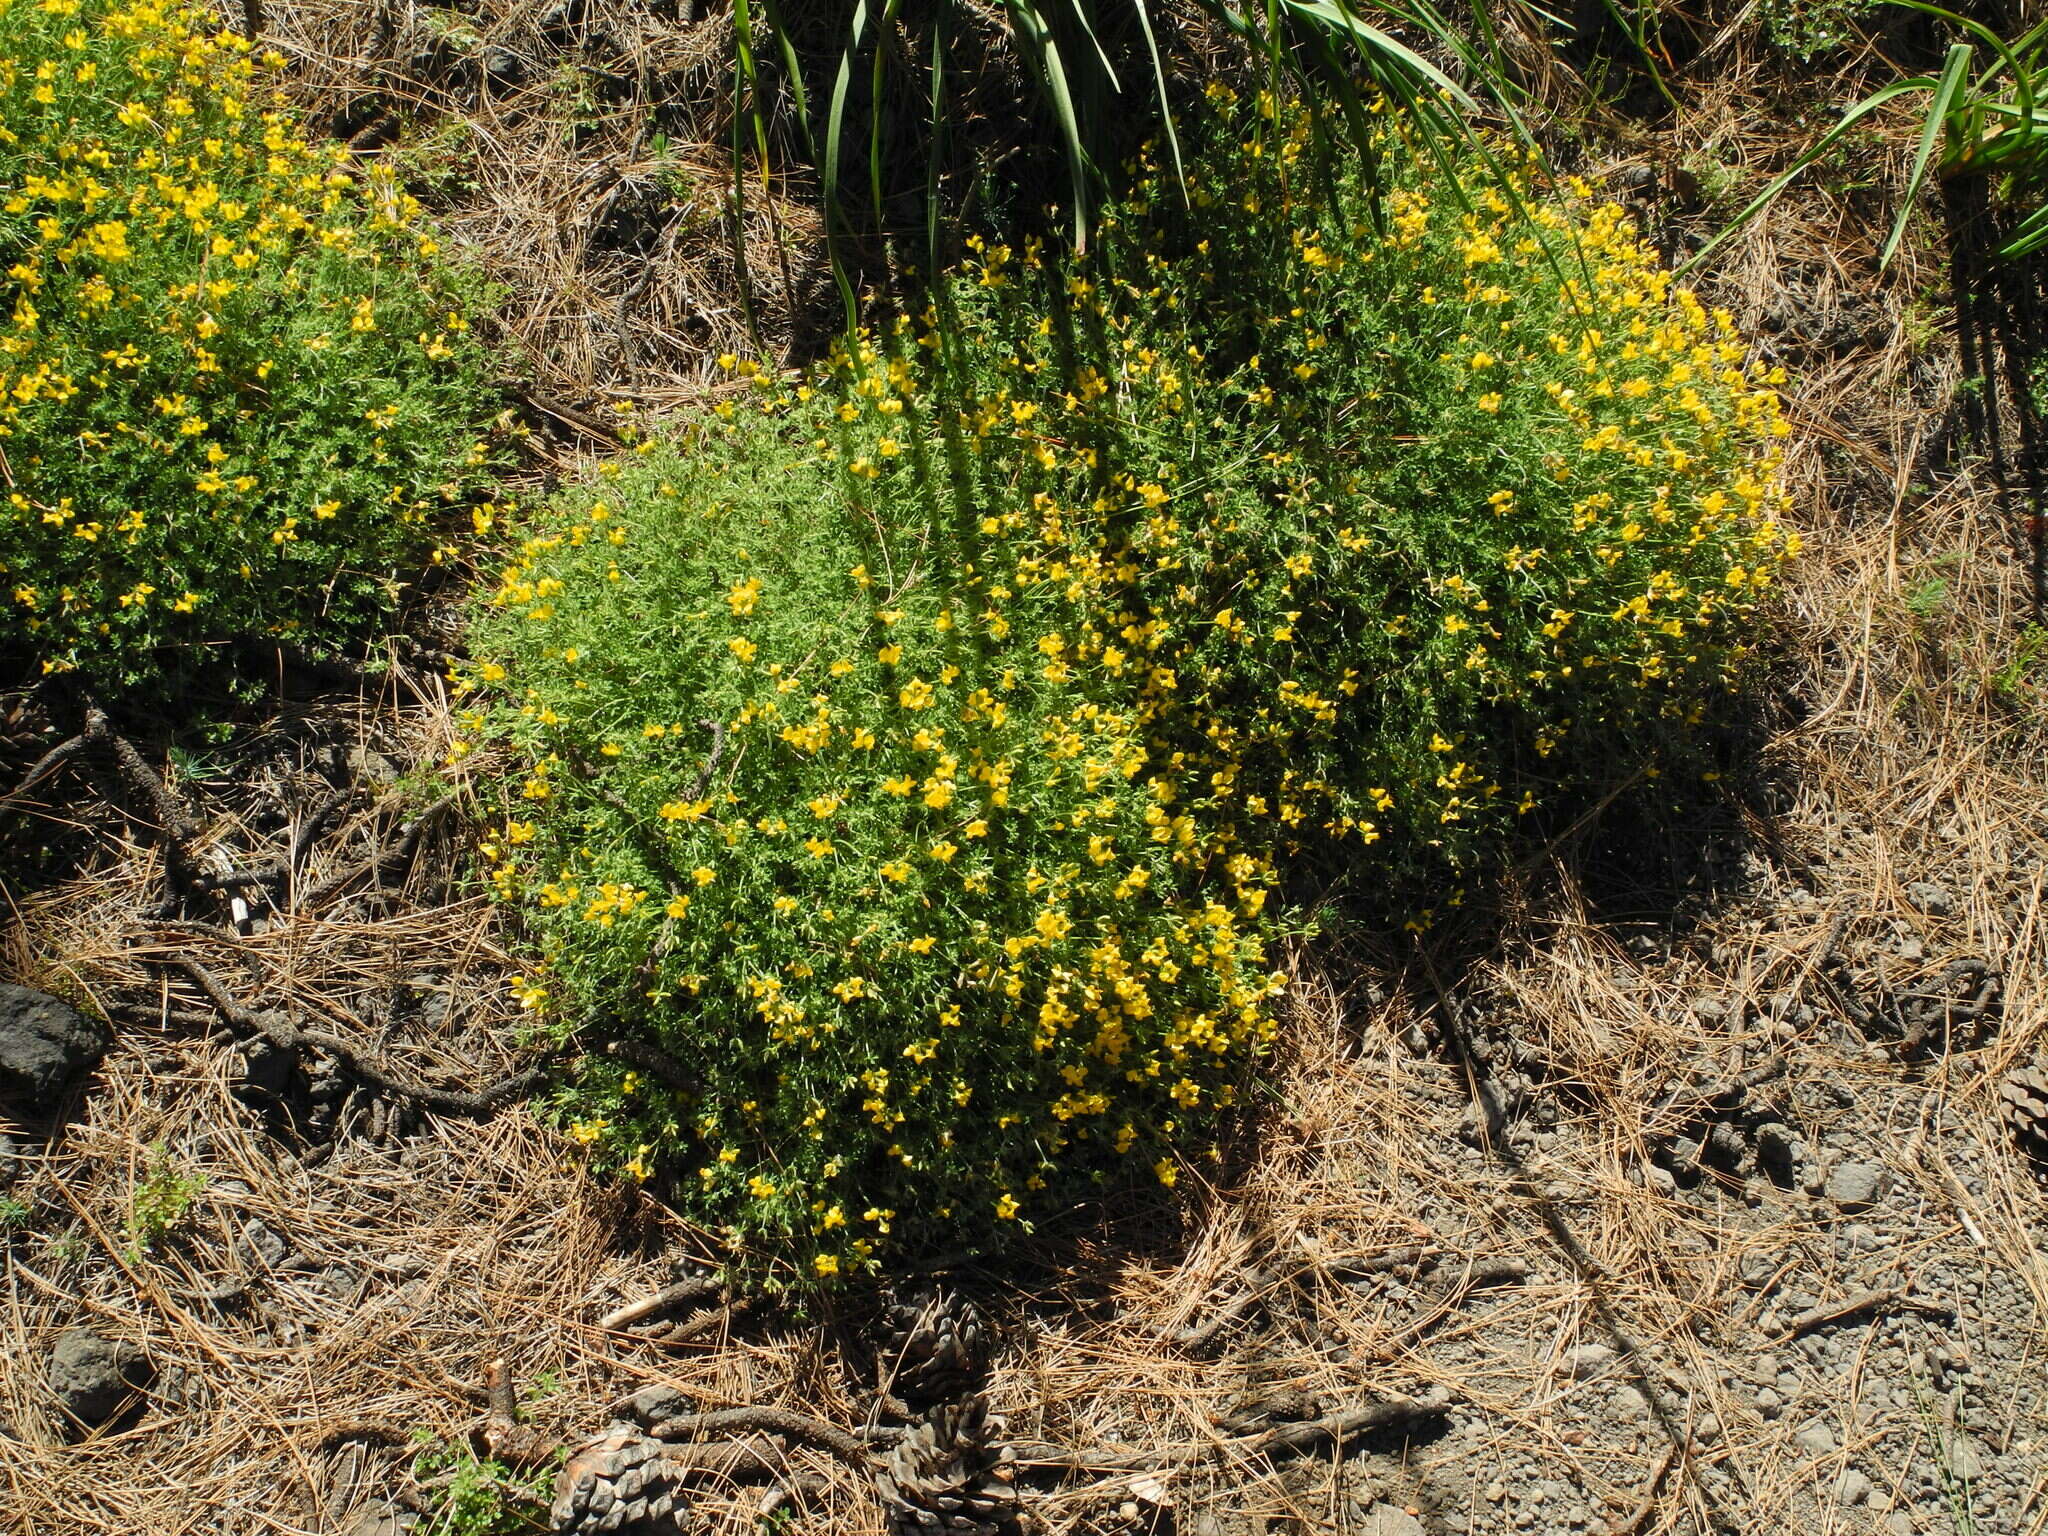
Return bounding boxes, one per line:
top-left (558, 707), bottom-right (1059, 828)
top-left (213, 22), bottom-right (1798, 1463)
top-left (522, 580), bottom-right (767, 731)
top-left (3, 7), bottom-right (2047, 1535)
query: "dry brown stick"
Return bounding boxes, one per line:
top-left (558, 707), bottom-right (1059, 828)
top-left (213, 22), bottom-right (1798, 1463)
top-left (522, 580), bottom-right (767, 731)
top-left (144, 950), bottom-right (547, 1117)
top-left (647, 1406), bottom-right (873, 1470)
top-left (1767, 1287), bottom-right (1954, 1339)
top-left (1009, 1390), bottom-right (1454, 1473)
top-left (598, 1277), bottom-right (724, 1331)
top-left (0, 728), bottom-right (90, 808)
top-left (1604, 1442), bottom-right (1681, 1536)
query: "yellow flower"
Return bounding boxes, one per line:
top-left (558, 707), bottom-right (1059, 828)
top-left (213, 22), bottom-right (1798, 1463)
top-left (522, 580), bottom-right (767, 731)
top-left (692, 867), bottom-right (716, 885)
top-left (994, 1193), bottom-right (1019, 1220)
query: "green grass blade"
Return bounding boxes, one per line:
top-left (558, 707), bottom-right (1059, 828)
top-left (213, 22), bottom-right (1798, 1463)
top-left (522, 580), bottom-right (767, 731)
top-left (823, 0), bottom-right (871, 247)
top-left (1130, 0), bottom-right (1186, 195)
top-left (1683, 78), bottom-right (1939, 274)
top-left (1005, 1), bottom-right (1093, 249)
top-left (1883, 41), bottom-right (1972, 266)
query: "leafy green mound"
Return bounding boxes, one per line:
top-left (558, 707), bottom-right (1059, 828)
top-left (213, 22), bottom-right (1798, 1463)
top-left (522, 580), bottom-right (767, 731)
top-left (466, 96), bottom-right (1796, 1277)
top-left (0, 0), bottom-right (497, 692)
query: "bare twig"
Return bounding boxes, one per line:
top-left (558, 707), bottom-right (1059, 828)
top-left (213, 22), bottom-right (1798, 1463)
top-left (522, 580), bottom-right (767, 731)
top-left (648, 1406), bottom-right (873, 1469)
top-left (141, 950), bottom-right (547, 1117)
top-left (1769, 1287), bottom-right (1955, 1339)
top-left (599, 1277), bottom-right (723, 1332)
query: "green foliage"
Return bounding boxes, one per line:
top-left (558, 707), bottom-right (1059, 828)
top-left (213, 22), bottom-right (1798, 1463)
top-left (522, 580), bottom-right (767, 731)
top-left (735, 0), bottom-right (1531, 317)
top-left (0, 0), bottom-right (499, 695)
top-left (125, 1143), bottom-right (203, 1256)
top-left (465, 96), bottom-right (1795, 1277)
top-left (411, 1440), bottom-right (552, 1536)
top-left (1696, 4), bottom-right (2048, 271)
top-left (1757, 0), bottom-right (1882, 61)
top-left (0, 1193), bottom-right (32, 1229)
top-left (1990, 623), bottom-right (2047, 699)
top-left (1905, 573), bottom-right (1951, 621)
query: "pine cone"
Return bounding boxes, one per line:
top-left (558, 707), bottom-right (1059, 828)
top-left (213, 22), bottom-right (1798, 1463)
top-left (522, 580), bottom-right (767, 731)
top-left (2001, 1065), bottom-right (2048, 1163)
top-left (874, 1283), bottom-right (990, 1406)
top-left (549, 1429), bottom-right (692, 1534)
top-left (875, 1396), bottom-right (1020, 1536)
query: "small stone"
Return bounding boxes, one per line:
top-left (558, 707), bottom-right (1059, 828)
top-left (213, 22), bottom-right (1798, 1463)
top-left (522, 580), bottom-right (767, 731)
top-left (47, 1327), bottom-right (150, 1435)
top-left (1825, 1161), bottom-right (1892, 1212)
top-left (1883, 1514), bottom-right (1915, 1536)
top-left (1754, 1388), bottom-right (1782, 1418)
top-left (1566, 1344), bottom-right (1617, 1380)
top-left (1905, 882), bottom-right (1954, 916)
top-left (1834, 1469), bottom-right (1873, 1507)
top-left (1795, 1422), bottom-right (1837, 1455)
top-left (0, 985), bottom-right (110, 1112)
top-left (1609, 1386), bottom-right (1650, 1422)
top-left (626, 1384), bottom-right (688, 1425)
top-left (1694, 1413), bottom-right (1722, 1446)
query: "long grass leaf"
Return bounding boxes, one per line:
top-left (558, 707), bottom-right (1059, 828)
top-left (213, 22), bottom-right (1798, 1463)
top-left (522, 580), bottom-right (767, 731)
top-left (1883, 41), bottom-right (1972, 266)
top-left (1683, 78), bottom-right (1939, 274)
top-left (1130, 0), bottom-right (1185, 195)
top-left (1277, 0), bottom-right (1478, 111)
top-left (823, 0), bottom-right (871, 246)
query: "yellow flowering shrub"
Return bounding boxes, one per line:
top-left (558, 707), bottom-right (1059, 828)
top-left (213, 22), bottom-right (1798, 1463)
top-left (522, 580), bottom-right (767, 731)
top-left (0, 0), bottom-right (495, 692)
top-left (467, 92), bottom-right (1796, 1275)
top-left (467, 435), bottom-right (1285, 1272)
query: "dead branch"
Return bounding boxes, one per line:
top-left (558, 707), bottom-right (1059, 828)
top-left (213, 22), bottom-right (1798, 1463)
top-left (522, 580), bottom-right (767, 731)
top-left (1769, 1287), bottom-right (1955, 1339)
top-left (1010, 1389), bottom-right (1454, 1473)
top-left (647, 1406), bottom-right (873, 1470)
top-left (599, 1276), bottom-right (723, 1331)
top-left (142, 950), bottom-right (547, 1117)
